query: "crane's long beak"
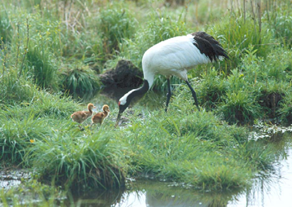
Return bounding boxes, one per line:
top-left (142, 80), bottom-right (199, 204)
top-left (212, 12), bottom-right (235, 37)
top-left (115, 112), bottom-right (121, 128)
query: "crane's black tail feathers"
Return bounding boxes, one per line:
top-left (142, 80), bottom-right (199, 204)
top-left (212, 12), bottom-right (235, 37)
top-left (192, 31), bottom-right (229, 62)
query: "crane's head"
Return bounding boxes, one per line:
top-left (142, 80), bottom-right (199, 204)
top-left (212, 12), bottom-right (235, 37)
top-left (115, 80), bottom-right (149, 127)
top-left (115, 93), bottom-right (130, 127)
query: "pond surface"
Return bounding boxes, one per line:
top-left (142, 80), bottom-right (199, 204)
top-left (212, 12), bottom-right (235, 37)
top-left (228, 142), bottom-right (292, 207)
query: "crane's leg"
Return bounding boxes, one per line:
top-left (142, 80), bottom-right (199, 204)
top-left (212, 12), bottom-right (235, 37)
top-left (185, 80), bottom-right (200, 111)
top-left (165, 78), bottom-right (172, 112)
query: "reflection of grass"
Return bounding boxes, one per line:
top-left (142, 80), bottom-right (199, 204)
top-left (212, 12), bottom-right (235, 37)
top-left (244, 133), bottom-right (292, 207)
top-left (0, 178), bottom-right (66, 206)
top-left (130, 179), bottom-right (243, 207)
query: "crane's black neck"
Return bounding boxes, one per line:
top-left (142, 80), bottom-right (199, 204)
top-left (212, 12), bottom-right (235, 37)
top-left (119, 80), bottom-right (149, 113)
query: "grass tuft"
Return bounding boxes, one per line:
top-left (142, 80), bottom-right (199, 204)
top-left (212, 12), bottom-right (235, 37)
top-left (60, 64), bottom-right (100, 98)
top-left (0, 113), bottom-right (50, 165)
top-left (218, 90), bottom-right (261, 124)
top-left (198, 68), bottom-right (227, 110)
top-left (0, 71), bottom-right (37, 105)
top-left (27, 127), bottom-right (127, 190)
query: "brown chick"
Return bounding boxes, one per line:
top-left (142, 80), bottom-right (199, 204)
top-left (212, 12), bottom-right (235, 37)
top-left (71, 103), bottom-right (95, 130)
top-left (91, 105), bottom-right (110, 126)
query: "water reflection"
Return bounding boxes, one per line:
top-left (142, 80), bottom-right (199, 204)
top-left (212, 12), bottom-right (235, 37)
top-left (129, 180), bottom-right (240, 207)
top-left (72, 179), bottom-right (241, 207)
top-left (68, 188), bottom-right (125, 207)
top-left (228, 133), bottom-right (292, 207)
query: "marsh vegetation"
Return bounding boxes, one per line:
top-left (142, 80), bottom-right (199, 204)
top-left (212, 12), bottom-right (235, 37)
top-left (1, 0), bottom-right (292, 206)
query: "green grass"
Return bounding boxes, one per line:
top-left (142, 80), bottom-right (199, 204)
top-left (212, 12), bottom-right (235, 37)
top-left (238, 47), bottom-right (292, 84)
top-left (27, 125), bottom-right (127, 190)
top-left (237, 140), bottom-right (275, 171)
top-left (0, 113), bottom-right (51, 164)
top-left (218, 90), bottom-right (261, 124)
top-left (0, 86), bottom-right (77, 164)
top-left (279, 94), bottom-right (292, 125)
top-left (0, 87), bottom-right (126, 189)
top-left (25, 45), bottom-right (58, 90)
top-left (209, 14), bottom-right (273, 73)
top-left (264, 7), bottom-right (292, 48)
top-left (121, 106), bottom-right (255, 190)
top-left (0, 72), bottom-right (38, 105)
top-left (198, 68), bottom-right (228, 110)
top-left (0, 11), bottom-right (12, 45)
top-left (98, 3), bottom-right (137, 56)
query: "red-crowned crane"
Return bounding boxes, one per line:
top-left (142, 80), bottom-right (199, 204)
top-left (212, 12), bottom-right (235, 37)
top-left (115, 32), bottom-right (229, 126)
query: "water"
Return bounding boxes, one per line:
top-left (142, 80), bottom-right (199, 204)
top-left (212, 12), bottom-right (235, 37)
top-left (230, 134), bottom-right (292, 207)
top-left (229, 145), bottom-right (292, 207)
top-left (69, 178), bottom-right (241, 207)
